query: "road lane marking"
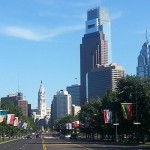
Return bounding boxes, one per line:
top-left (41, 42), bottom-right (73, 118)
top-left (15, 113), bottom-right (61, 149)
top-left (45, 143), bottom-right (94, 150)
top-left (42, 138), bottom-right (47, 150)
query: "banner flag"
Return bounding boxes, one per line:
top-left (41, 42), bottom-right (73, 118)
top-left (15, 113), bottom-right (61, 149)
top-left (14, 117), bottom-right (19, 126)
top-left (121, 103), bottom-right (132, 120)
top-left (66, 123), bottom-right (72, 129)
top-left (22, 122), bottom-right (28, 129)
top-left (72, 121), bottom-right (79, 128)
top-left (6, 114), bottom-right (15, 125)
top-left (18, 120), bottom-right (22, 128)
top-left (103, 110), bottom-right (112, 124)
top-left (0, 110), bottom-right (8, 123)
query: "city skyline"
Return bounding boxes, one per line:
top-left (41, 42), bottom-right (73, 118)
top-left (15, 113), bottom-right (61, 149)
top-left (0, 0), bottom-right (149, 108)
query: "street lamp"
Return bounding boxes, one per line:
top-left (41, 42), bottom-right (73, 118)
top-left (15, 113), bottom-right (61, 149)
top-left (113, 113), bottom-right (119, 143)
top-left (133, 87), bottom-right (141, 143)
top-left (133, 89), bottom-right (140, 143)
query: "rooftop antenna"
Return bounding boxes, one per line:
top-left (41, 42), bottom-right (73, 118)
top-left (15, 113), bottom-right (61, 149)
top-left (75, 78), bottom-right (78, 85)
top-left (146, 29), bottom-right (149, 43)
top-left (18, 78), bottom-right (20, 92)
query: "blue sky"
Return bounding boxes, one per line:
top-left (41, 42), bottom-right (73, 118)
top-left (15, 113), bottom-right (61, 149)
top-left (0, 0), bottom-right (149, 108)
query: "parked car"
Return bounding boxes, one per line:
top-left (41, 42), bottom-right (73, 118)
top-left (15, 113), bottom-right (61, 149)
top-left (65, 134), bottom-right (71, 139)
top-left (36, 133), bottom-right (40, 138)
top-left (26, 134), bottom-right (32, 139)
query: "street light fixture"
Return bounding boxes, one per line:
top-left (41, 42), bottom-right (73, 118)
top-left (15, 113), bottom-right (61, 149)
top-left (113, 113), bottom-right (119, 143)
top-left (133, 89), bottom-right (140, 143)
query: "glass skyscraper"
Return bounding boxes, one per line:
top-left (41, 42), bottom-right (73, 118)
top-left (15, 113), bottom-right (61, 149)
top-left (80, 7), bottom-right (111, 104)
top-left (137, 32), bottom-right (150, 77)
top-left (86, 7), bottom-right (111, 63)
top-left (66, 84), bottom-right (80, 106)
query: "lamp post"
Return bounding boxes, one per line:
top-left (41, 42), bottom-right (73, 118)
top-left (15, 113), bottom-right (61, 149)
top-left (133, 89), bottom-right (140, 143)
top-left (113, 112), bottom-right (119, 143)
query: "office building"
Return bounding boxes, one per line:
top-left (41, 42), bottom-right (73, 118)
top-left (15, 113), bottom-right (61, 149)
top-left (137, 31), bottom-right (150, 77)
top-left (51, 90), bottom-right (72, 126)
top-left (1, 92), bottom-right (29, 117)
top-left (87, 63), bottom-right (125, 100)
top-left (66, 84), bottom-right (80, 106)
top-left (80, 7), bottom-right (111, 104)
top-left (86, 7), bottom-right (111, 62)
top-left (72, 104), bottom-right (81, 117)
top-left (18, 100), bottom-right (28, 116)
top-left (28, 104), bottom-right (31, 117)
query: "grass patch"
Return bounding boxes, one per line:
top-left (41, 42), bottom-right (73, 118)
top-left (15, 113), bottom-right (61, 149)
top-left (0, 137), bottom-right (16, 143)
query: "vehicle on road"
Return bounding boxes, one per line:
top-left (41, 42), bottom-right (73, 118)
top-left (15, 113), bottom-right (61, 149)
top-left (25, 134), bottom-right (32, 139)
top-left (65, 134), bottom-right (71, 139)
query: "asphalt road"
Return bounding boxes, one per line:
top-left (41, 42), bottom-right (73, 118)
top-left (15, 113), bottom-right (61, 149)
top-left (0, 138), bottom-right (42, 150)
top-left (42, 135), bottom-right (150, 150)
top-left (0, 136), bottom-right (150, 150)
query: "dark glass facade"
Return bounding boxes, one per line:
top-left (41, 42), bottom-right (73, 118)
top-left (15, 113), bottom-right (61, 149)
top-left (80, 31), bottom-right (108, 104)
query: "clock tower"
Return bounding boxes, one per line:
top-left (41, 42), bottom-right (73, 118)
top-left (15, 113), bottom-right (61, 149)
top-left (38, 80), bottom-right (46, 118)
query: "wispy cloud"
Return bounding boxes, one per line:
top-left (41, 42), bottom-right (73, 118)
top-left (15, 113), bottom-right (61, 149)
top-left (1, 26), bottom-right (48, 41)
top-left (110, 11), bottom-right (122, 21)
top-left (0, 24), bottom-right (84, 41)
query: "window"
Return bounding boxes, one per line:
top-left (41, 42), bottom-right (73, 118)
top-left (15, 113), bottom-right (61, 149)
top-left (88, 24), bottom-right (95, 29)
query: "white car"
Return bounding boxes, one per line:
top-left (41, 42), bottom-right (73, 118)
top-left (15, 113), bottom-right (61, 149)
top-left (65, 134), bottom-right (71, 139)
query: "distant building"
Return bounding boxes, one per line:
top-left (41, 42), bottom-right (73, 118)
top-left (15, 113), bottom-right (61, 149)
top-left (32, 81), bottom-right (50, 122)
top-left (1, 92), bottom-right (29, 117)
top-left (137, 31), bottom-right (150, 77)
top-left (80, 7), bottom-right (111, 105)
top-left (28, 104), bottom-right (31, 117)
top-left (38, 80), bottom-right (47, 118)
top-left (51, 90), bottom-right (72, 126)
top-left (18, 100), bottom-right (28, 116)
top-left (72, 105), bottom-right (81, 117)
top-left (66, 84), bottom-right (80, 106)
top-left (1, 92), bottom-right (23, 105)
top-left (86, 63), bottom-right (125, 100)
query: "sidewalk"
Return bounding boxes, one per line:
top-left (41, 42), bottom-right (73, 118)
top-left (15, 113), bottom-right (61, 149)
top-left (70, 137), bottom-right (150, 148)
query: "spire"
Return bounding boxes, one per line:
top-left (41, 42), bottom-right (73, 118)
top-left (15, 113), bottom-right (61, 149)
top-left (39, 80), bottom-right (44, 93)
top-left (146, 29), bottom-right (149, 43)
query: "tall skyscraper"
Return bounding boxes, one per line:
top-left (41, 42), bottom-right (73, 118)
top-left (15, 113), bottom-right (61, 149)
top-left (86, 7), bottom-right (111, 63)
top-left (80, 7), bottom-right (111, 104)
top-left (38, 80), bottom-right (46, 118)
top-left (137, 31), bottom-right (150, 77)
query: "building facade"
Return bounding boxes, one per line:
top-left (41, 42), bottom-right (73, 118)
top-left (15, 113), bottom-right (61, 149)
top-left (66, 84), bottom-right (80, 106)
top-left (86, 7), bottom-right (111, 63)
top-left (51, 90), bottom-right (72, 126)
top-left (86, 63), bottom-right (125, 100)
top-left (72, 104), bottom-right (81, 117)
top-left (18, 100), bottom-right (28, 116)
top-left (80, 7), bottom-right (111, 104)
top-left (1, 92), bottom-right (29, 117)
top-left (137, 32), bottom-right (150, 77)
